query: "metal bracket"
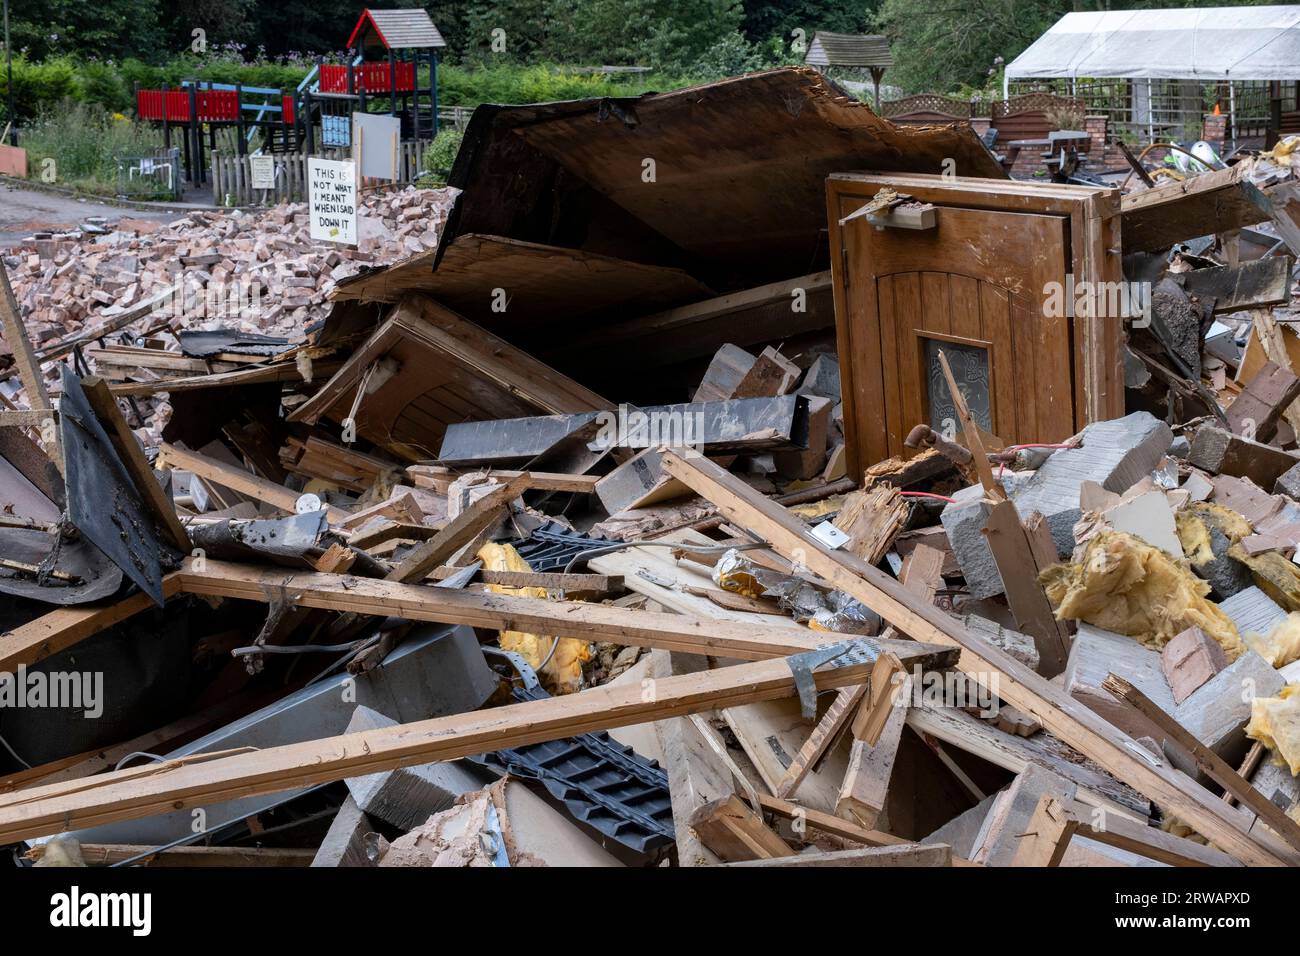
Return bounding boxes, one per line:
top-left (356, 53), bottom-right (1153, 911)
top-left (785, 638), bottom-right (882, 719)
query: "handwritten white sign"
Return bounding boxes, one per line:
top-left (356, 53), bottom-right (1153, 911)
top-left (308, 158), bottom-right (357, 245)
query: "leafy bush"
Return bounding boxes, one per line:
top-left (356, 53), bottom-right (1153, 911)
top-left (77, 61), bottom-right (133, 113)
top-left (419, 128), bottom-right (465, 187)
top-left (689, 33), bottom-right (766, 80)
top-left (19, 102), bottom-right (167, 198)
top-left (0, 56), bottom-right (78, 121)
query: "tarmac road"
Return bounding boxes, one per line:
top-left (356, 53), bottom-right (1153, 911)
top-left (0, 181), bottom-right (189, 248)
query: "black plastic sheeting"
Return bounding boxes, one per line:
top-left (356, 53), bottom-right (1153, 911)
top-left (469, 685), bottom-right (674, 854)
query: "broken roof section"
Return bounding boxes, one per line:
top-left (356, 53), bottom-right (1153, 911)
top-left (438, 67), bottom-right (1006, 290)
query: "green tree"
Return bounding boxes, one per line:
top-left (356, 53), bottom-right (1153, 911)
top-left (741, 1), bottom-right (878, 52)
top-left (8, 0), bottom-right (165, 60)
top-left (875, 0), bottom-right (1283, 95)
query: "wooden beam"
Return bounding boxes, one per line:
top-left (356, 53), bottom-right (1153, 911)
top-left (756, 793), bottom-right (980, 867)
top-left (837, 671), bottom-right (910, 829)
top-left (0, 575), bottom-right (182, 672)
top-left (774, 683), bottom-right (866, 799)
top-left (1058, 798), bottom-right (1241, 867)
top-left (657, 449), bottom-right (1295, 866)
top-left (1121, 162), bottom-right (1272, 253)
top-left (35, 844), bottom-right (315, 867)
top-left (687, 794), bottom-right (795, 862)
top-left (81, 377), bottom-right (191, 553)
top-left (1013, 794), bottom-right (1079, 866)
top-left (386, 474), bottom-right (530, 582)
top-left (0, 649), bottom-right (908, 842)
top-left (158, 442), bottom-right (350, 524)
top-left (428, 566), bottom-right (621, 592)
top-left (982, 500), bottom-right (1071, 677)
top-left (851, 652), bottom-right (907, 744)
top-left (108, 359), bottom-right (341, 397)
top-left (175, 559), bottom-right (956, 665)
top-left (937, 349), bottom-right (1005, 499)
top-left (0, 258), bottom-right (59, 471)
top-left (720, 843), bottom-right (951, 867)
top-left (1103, 672), bottom-right (1300, 854)
top-left (407, 465), bottom-right (601, 495)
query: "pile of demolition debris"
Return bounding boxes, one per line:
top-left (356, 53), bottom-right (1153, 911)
top-left (3, 67), bottom-right (1300, 869)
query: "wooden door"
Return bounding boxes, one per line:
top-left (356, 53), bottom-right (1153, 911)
top-left (837, 201), bottom-right (1076, 464)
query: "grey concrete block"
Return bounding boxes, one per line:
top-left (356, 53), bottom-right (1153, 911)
top-left (797, 354), bottom-right (841, 402)
top-left (1012, 412), bottom-right (1173, 556)
top-left (1064, 624), bottom-right (1177, 744)
top-left (311, 795), bottom-right (377, 868)
top-left (1168, 650), bottom-right (1286, 777)
top-left (344, 705), bottom-right (490, 831)
top-left (1275, 461), bottom-right (1300, 501)
top-left (941, 485), bottom-right (1002, 600)
top-left (1218, 586), bottom-right (1287, 638)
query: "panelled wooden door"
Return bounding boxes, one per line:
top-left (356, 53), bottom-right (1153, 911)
top-left (836, 202), bottom-right (1077, 464)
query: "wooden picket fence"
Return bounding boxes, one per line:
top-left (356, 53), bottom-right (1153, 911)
top-left (211, 140), bottom-right (430, 206)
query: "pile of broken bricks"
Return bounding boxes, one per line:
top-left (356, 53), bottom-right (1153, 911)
top-left (5, 68), bottom-right (1300, 871)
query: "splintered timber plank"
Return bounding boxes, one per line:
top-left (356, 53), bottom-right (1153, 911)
top-left (0, 259), bottom-right (60, 470)
top-left (1120, 163), bottom-right (1271, 254)
top-left (0, 652), bottom-right (901, 842)
top-left (774, 683), bottom-right (867, 799)
top-left (656, 449), bottom-right (1295, 867)
top-left (981, 499), bottom-right (1070, 677)
top-left (175, 559), bottom-right (957, 666)
top-left (1103, 673), bottom-right (1300, 855)
top-left (386, 474), bottom-right (530, 582)
top-left (1057, 799), bottom-right (1241, 867)
top-left (158, 442), bottom-right (350, 524)
top-left (686, 794), bottom-right (795, 862)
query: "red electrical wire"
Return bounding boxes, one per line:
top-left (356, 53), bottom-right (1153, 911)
top-left (899, 490), bottom-right (957, 504)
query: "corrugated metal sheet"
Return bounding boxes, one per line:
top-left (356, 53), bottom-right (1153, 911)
top-left (349, 8), bottom-right (447, 50)
top-left (805, 32), bottom-right (892, 68)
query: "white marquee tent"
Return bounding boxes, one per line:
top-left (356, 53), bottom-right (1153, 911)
top-left (1004, 6), bottom-right (1300, 141)
top-left (1006, 6), bottom-right (1300, 84)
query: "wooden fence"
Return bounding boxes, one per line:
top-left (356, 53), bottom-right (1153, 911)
top-left (211, 140), bottom-right (430, 206)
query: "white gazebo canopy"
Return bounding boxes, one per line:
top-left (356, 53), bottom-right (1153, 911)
top-left (1005, 5), bottom-right (1300, 83)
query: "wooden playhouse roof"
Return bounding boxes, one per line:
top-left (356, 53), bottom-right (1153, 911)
top-left (804, 32), bottom-right (892, 69)
top-left (347, 8), bottom-right (448, 50)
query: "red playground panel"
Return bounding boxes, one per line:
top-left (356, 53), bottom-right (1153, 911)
top-left (319, 62), bottom-right (416, 94)
top-left (136, 88), bottom-right (241, 123)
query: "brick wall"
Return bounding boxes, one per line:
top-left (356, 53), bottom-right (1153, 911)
top-left (1202, 113), bottom-right (1227, 147)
